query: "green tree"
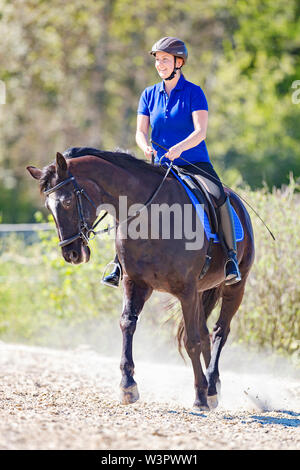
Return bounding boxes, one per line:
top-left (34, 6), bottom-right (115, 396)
top-left (0, 0), bottom-right (299, 222)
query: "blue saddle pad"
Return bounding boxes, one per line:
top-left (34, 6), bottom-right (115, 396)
top-left (170, 168), bottom-right (244, 243)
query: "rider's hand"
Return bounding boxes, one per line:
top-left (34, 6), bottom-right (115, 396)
top-left (144, 146), bottom-right (157, 161)
top-left (165, 143), bottom-right (183, 161)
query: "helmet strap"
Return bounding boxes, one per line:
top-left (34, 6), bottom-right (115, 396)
top-left (165, 56), bottom-right (182, 81)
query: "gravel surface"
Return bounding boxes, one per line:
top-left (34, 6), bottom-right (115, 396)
top-left (0, 342), bottom-right (299, 450)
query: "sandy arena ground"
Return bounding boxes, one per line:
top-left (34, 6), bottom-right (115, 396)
top-left (0, 341), bottom-right (299, 450)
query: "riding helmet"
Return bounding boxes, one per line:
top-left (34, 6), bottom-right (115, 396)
top-left (149, 37), bottom-right (188, 64)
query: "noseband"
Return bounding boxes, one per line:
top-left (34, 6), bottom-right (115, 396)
top-left (44, 174), bottom-right (99, 248)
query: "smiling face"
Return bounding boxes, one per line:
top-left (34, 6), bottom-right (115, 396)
top-left (154, 51), bottom-right (183, 80)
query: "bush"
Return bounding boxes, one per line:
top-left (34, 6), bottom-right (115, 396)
top-left (230, 177), bottom-right (299, 363)
top-left (0, 218), bottom-right (122, 344)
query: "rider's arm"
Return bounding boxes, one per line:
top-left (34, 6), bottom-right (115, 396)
top-left (136, 114), bottom-right (156, 160)
top-left (165, 110), bottom-right (208, 161)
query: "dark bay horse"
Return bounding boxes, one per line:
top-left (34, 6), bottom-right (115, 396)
top-left (27, 148), bottom-right (255, 410)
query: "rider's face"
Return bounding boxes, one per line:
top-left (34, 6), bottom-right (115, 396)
top-left (154, 51), bottom-right (176, 79)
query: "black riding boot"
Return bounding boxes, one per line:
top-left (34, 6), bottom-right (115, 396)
top-left (218, 196), bottom-right (242, 285)
top-left (101, 255), bottom-right (121, 288)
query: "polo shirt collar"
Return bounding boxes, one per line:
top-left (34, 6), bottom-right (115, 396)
top-left (174, 74), bottom-right (186, 90)
top-left (159, 74), bottom-right (186, 93)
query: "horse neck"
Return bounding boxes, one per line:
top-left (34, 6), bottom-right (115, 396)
top-left (69, 156), bottom-right (160, 220)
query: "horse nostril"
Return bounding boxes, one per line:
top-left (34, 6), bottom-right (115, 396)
top-left (69, 250), bottom-right (79, 262)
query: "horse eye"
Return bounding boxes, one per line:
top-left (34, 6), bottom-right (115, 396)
top-left (61, 197), bottom-right (72, 209)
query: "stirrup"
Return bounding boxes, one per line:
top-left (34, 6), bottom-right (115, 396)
top-left (101, 261), bottom-right (121, 288)
top-left (224, 252), bottom-right (241, 285)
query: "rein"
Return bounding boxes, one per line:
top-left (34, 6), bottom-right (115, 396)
top-left (91, 161), bottom-right (174, 236)
top-left (151, 139), bottom-right (275, 241)
top-left (44, 162), bottom-right (173, 248)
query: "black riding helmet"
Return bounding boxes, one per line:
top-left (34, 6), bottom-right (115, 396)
top-left (149, 37), bottom-right (188, 80)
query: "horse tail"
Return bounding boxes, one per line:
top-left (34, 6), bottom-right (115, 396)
top-left (176, 285), bottom-right (223, 359)
top-left (176, 318), bottom-right (185, 361)
top-left (202, 285), bottom-right (223, 320)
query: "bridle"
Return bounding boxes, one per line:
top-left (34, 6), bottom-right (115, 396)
top-left (44, 173), bottom-right (103, 248)
top-left (44, 162), bottom-right (173, 249)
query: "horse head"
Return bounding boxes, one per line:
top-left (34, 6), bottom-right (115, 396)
top-left (27, 152), bottom-right (99, 265)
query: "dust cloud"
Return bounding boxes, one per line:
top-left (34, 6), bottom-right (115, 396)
top-left (35, 307), bottom-right (299, 414)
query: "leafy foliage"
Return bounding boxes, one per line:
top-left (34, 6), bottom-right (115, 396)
top-left (0, 215), bottom-right (122, 343)
top-left (230, 177), bottom-right (300, 363)
top-left (0, 0), bottom-right (299, 222)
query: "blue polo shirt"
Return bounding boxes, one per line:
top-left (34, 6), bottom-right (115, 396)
top-left (137, 74), bottom-right (210, 166)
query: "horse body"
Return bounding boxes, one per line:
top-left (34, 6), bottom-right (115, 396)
top-left (27, 149), bottom-right (255, 410)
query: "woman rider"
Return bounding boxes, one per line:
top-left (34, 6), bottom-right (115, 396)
top-left (102, 37), bottom-right (241, 287)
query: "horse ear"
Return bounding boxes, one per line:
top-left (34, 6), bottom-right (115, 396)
top-left (56, 152), bottom-right (68, 179)
top-left (27, 166), bottom-right (43, 180)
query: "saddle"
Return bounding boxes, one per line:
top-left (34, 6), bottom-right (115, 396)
top-left (169, 165), bottom-right (244, 279)
top-left (171, 165), bottom-right (219, 235)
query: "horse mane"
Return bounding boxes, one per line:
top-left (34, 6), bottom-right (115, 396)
top-left (63, 147), bottom-right (166, 176)
top-left (39, 146), bottom-right (166, 193)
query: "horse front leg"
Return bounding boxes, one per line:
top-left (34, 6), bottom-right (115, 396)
top-left (119, 277), bottom-right (152, 405)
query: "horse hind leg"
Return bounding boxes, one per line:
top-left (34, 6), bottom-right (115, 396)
top-left (206, 280), bottom-right (247, 409)
top-left (199, 287), bottom-right (223, 409)
top-left (179, 287), bottom-right (210, 411)
top-left (199, 287), bottom-right (223, 368)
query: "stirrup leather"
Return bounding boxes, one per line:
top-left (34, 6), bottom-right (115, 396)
top-left (218, 196), bottom-right (242, 285)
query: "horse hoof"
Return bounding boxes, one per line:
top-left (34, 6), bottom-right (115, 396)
top-left (120, 384), bottom-right (140, 405)
top-left (207, 394), bottom-right (218, 410)
top-left (192, 402), bottom-right (210, 412)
